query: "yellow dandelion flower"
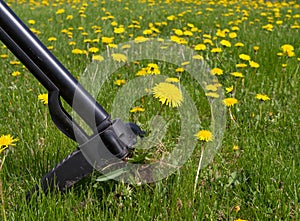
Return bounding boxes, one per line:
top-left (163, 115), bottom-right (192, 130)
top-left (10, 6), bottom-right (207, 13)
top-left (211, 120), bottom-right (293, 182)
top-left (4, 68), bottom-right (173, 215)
top-left (233, 145), bottom-right (239, 151)
top-left (211, 68), bottom-right (224, 75)
top-left (191, 27), bottom-right (198, 32)
top-left (0, 134), bottom-right (19, 153)
top-left (152, 82), bottom-right (183, 108)
top-left (130, 106), bottom-right (145, 113)
top-left (229, 32), bottom-right (237, 38)
top-left (82, 50), bottom-right (88, 55)
top-left (114, 79), bottom-right (126, 86)
top-left (102, 37), bottom-right (114, 44)
top-left (178, 37), bottom-right (188, 45)
top-left (253, 46), bottom-right (259, 51)
top-left (194, 44), bottom-right (206, 51)
top-left (175, 67), bottom-right (184, 73)
top-left (143, 29), bottom-right (152, 35)
top-left (10, 61), bottom-right (20, 65)
top-left (223, 98), bottom-right (238, 107)
top-left (249, 60), bottom-right (260, 68)
top-left (28, 19), bottom-right (36, 25)
top-left (111, 21), bottom-right (118, 27)
top-left (291, 22), bottom-right (300, 29)
top-left (12, 71), bottom-right (21, 76)
top-left (216, 29), bottom-right (226, 37)
top-left (167, 15), bottom-right (176, 21)
top-left (181, 61), bottom-right (190, 66)
top-left (184, 30), bottom-right (193, 36)
top-left (84, 39), bottom-right (92, 43)
top-left (56, 9), bottom-right (65, 15)
top-left (211, 47), bottom-right (223, 53)
top-left (203, 34), bottom-right (211, 39)
top-left (88, 47), bottom-right (99, 53)
top-left (61, 29), bottom-right (68, 33)
top-left (213, 82), bottom-right (222, 88)
top-left (205, 84), bottom-right (218, 91)
top-left (187, 23), bottom-right (194, 28)
top-left (226, 86), bottom-right (234, 94)
top-left (231, 72), bottom-right (244, 78)
top-left (204, 39), bottom-right (213, 46)
top-left (30, 28), bottom-right (40, 35)
top-left (121, 44), bottom-right (131, 50)
top-left (255, 93), bottom-right (270, 101)
top-left (66, 15), bottom-right (73, 20)
top-left (174, 29), bottom-right (183, 36)
top-left (231, 26), bottom-right (239, 31)
top-left (262, 23), bottom-right (274, 31)
top-left (236, 63), bottom-right (248, 68)
top-left (111, 53), bottom-right (127, 62)
top-left (170, 35), bottom-right (181, 44)
top-left (192, 54), bottom-right (204, 60)
top-left (38, 93), bottom-right (48, 105)
top-left (147, 63), bottom-right (160, 75)
top-left (170, 35), bottom-right (180, 43)
top-left (114, 27), bottom-right (125, 34)
top-left (151, 27), bottom-right (161, 34)
top-left (234, 42), bottom-right (244, 47)
top-left (1, 54), bottom-right (8, 59)
top-left (281, 44), bottom-right (294, 53)
top-left (69, 41), bottom-right (76, 46)
top-left (92, 55), bottom-right (104, 61)
top-left (220, 39), bottom-right (231, 47)
top-left (108, 43), bottom-right (118, 49)
top-left (136, 68), bottom-right (148, 76)
top-left (132, 20), bottom-right (140, 25)
top-left (134, 36), bottom-right (149, 43)
top-left (72, 48), bottom-right (84, 55)
top-left (205, 92), bottom-right (220, 98)
top-left (277, 52), bottom-right (284, 57)
top-left (195, 130), bottom-right (213, 142)
top-left (239, 54), bottom-right (251, 61)
top-left (287, 50), bottom-right (295, 57)
top-left (92, 39), bottom-right (100, 43)
top-left (48, 37), bottom-right (57, 42)
top-left (165, 77), bottom-right (180, 83)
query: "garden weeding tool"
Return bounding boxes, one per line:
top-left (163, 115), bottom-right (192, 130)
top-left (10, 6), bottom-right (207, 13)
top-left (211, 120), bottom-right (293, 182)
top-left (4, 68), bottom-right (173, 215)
top-left (0, 0), bottom-right (144, 199)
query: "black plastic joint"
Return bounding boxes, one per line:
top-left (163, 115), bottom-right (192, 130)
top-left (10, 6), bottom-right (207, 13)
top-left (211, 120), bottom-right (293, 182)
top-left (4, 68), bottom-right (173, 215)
top-left (79, 119), bottom-right (137, 170)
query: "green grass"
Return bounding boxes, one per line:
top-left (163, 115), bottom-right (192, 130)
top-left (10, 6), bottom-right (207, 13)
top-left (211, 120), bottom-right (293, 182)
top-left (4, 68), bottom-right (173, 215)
top-left (1, 0), bottom-right (299, 220)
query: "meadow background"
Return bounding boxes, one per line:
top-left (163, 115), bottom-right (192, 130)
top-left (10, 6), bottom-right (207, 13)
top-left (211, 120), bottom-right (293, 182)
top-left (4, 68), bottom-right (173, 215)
top-left (0, 0), bottom-right (299, 220)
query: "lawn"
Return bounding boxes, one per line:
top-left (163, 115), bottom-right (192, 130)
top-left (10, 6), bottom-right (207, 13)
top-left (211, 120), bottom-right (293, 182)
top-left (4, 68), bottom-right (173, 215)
top-left (0, 0), bottom-right (299, 220)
